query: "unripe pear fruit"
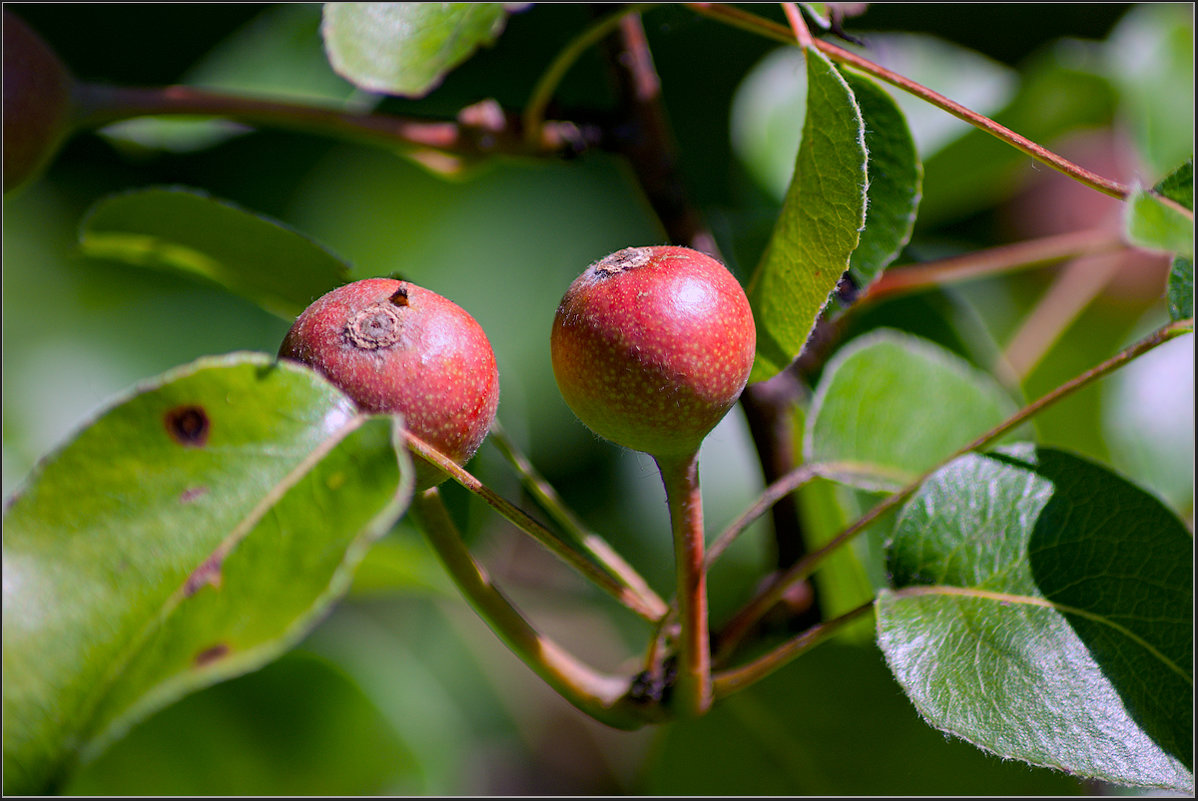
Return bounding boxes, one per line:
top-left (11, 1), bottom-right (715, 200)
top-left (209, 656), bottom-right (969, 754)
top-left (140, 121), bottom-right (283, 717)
top-left (280, 278), bottom-right (499, 489)
top-left (4, 11), bottom-right (75, 195)
top-left (551, 246), bottom-right (756, 458)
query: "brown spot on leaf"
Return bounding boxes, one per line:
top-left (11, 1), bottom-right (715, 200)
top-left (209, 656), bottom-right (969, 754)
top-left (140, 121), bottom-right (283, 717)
top-left (179, 486), bottom-right (209, 504)
top-left (165, 405), bottom-right (210, 447)
top-left (184, 552), bottom-right (224, 596)
top-left (194, 643), bottom-right (230, 667)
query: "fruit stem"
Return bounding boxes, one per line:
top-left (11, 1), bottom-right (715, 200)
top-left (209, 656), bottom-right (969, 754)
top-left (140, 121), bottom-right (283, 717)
top-left (714, 318), bottom-right (1195, 660)
top-left (404, 429), bottom-right (668, 621)
top-left (655, 450), bottom-right (712, 718)
top-left (487, 421), bottom-right (667, 618)
top-left (411, 487), bottom-right (649, 730)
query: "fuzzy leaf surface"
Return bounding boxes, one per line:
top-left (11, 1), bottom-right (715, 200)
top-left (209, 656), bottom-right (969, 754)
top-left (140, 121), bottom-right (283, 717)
top-left (877, 446), bottom-right (1193, 792)
top-left (748, 47), bottom-right (867, 382)
top-left (1, 354), bottom-right (412, 794)
top-left (79, 188), bottom-right (350, 320)
top-left (321, 2), bottom-right (513, 97)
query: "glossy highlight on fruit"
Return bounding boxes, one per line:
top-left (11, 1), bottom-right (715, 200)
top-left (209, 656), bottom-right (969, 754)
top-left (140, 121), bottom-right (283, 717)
top-left (3, 11), bottom-right (74, 194)
top-left (551, 246), bottom-right (756, 457)
top-left (280, 278), bottom-right (499, 486)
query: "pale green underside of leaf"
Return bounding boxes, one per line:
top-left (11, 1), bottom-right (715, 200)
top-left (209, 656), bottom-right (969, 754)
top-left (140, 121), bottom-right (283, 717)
top-left (1, 354), bottom-right (412, 794)
top-left (1124, 186), bottom-right (1194, 260)
top-left (748, 47), bottom-right (867, 383)
top-left (79, 187), bottom-right (350, 320)
top-left (321, 2), bottom-right (513, 98)
top-left (878, 445), bottom-right (1193, 792)
top-left (805, 329), bottom-right (1020, 489)
top-left (841, 72), bottom-right (922, 288)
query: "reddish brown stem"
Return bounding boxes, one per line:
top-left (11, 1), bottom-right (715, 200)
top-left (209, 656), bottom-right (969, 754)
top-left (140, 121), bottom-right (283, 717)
top-left (656, 451), bottom-right (712, 718)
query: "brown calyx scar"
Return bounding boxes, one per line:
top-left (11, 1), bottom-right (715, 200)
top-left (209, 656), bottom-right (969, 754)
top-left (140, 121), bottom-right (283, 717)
top-left (346, 297), bottom-right (406, 350)
top-left (594, 247), bottom-right (652, 277)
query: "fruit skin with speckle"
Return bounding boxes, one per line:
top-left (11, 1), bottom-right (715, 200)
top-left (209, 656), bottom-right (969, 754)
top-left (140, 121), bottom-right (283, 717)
top-left (551, 246), bottom-right (756, 458)
top-left (3, 11), bottom-right (75, 195)
top-left (280, 278), bottom-right (499, 488)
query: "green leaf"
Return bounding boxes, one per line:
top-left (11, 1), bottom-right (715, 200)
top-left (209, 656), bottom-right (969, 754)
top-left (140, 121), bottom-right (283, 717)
top-left (79, 187), bottom-right (350, 320)
top-left (747, 47), bottom-right (868, 383)
top-left (877, 445), bottom-right (1193, 792)
top-left (1155, 159), bottom-right (1194, 211)
top-left (1168, 256), bottom-right (1194, 321)
top-left (2, 354), bottom-right (412, 794)
top-left (321, 2), bottom-right (515, 98)
top-left (805, 329), bottom-right (1020, 490)
top-left (1125, 185), bottom-right (1194, 259)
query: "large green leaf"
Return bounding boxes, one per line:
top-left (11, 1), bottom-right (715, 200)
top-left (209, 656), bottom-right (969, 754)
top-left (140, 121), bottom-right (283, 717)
top-left (747, 47), bottom-right (868, 382)
top-left (805, 329), bottom-right (1020, 490)
top-left (842, 72), bottom-right (922, 288)
top-left (2, 354), bottom-right (412, 794)
top-left (321, 3), bottom-right (515, 98)
top-left (79, 187), bottom-right (350, 320)
top-left (877, 445), bottom-right (1193, 792)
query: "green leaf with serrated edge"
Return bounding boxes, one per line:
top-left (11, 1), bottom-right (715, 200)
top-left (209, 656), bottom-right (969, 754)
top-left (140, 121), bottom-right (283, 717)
top-left (1155, 159), bottom-right (1193, 211)
top-left (842, 72), bottom-right (922, 288)
top-left (2, 354), bottom-right (412, 795)
top-left (1168, 256), bottom-right (1193, 321)
top-left (80, 188), bottom-right (350, 320)
top-left (1125, 185), bottom-right (1194, 259)
top-left (877, 445), bottom-right (1193, 792)
top-left (747, 47), bottom-right (867, 383)
top-left (805, 330), bottom-right (1020, 490)
top-left (321, 3), bottom-right (514, 98)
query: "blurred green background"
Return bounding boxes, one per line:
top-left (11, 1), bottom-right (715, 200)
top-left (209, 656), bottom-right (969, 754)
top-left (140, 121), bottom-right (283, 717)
top-left (3, 3), bottom-right (1192, 794)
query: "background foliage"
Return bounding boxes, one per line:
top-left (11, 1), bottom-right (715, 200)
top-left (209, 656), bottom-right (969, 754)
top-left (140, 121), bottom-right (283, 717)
top-left (3, 3), bottom-right (1193, 794)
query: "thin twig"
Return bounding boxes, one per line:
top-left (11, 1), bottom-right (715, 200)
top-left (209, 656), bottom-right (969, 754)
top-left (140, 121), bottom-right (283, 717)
top-left (712, 599), bottom-right (875, 695)
top-left (486, 421), bottom-right (666, 617)
top-left (404, 430), bottom-right (668, 622)
top-left (522, 4), bottom-right (657, 146)
top-left (72, 83), bottom-right (596, 160)
top-left (861, 228), bottom-right (1126, 303)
